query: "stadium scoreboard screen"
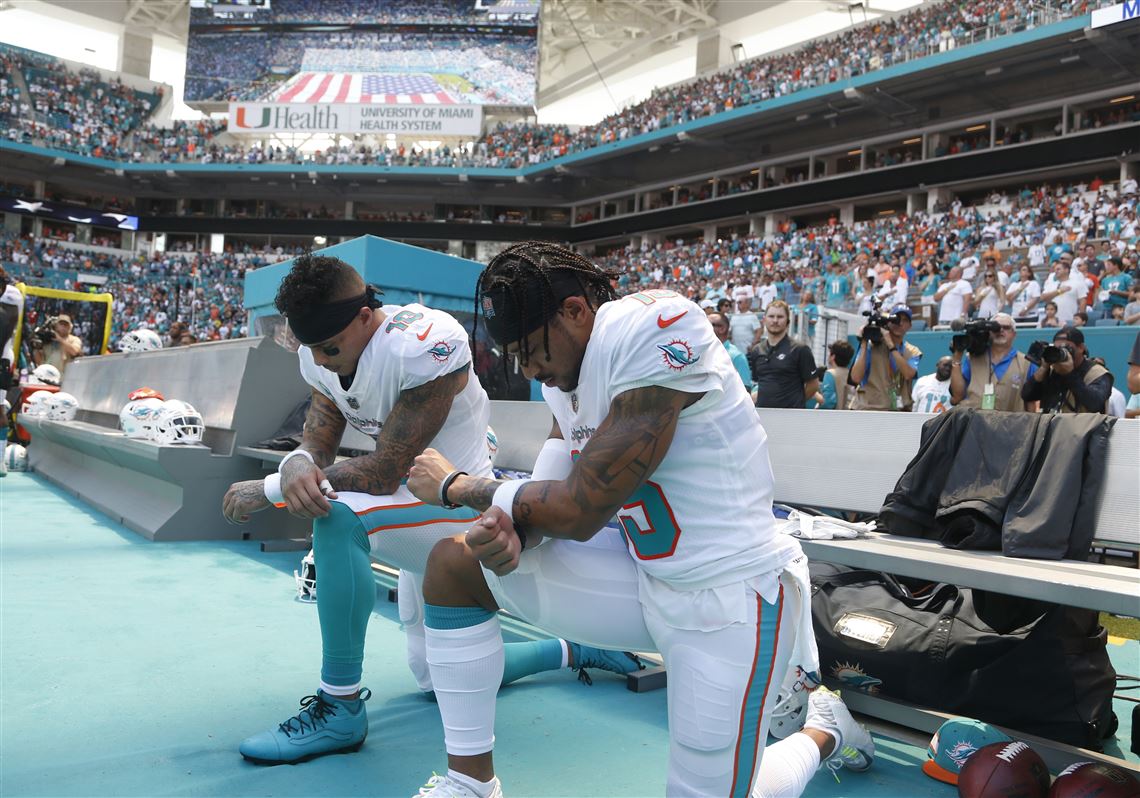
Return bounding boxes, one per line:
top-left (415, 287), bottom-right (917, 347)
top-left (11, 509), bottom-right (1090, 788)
top-left (186, 0), bottom-right (539, 108)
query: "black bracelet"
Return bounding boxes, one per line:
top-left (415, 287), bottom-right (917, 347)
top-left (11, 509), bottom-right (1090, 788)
top-left (439, 470), bottom-right (468, 509)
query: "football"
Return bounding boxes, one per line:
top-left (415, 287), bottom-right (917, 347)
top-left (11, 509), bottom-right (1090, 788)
top-left (958, 741), bottom-right (1050, 798)
top-left (1049, 762), bottom-right (1140, 798)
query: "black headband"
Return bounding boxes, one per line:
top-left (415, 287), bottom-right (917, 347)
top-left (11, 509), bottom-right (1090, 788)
top-left (479, 272), bottom-right (585, 346)
top-left (288, 285), bottom-right (382, 345)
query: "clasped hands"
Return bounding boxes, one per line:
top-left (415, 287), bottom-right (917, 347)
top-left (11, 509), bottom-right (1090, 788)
top-left (409, 448), bottom-right (522, 576)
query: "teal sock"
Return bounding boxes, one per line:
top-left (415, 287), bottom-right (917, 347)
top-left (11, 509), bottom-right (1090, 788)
top-left (501, 638), bottom-right (565, 687)
top-left (314, 503), bottom-right (374, 692)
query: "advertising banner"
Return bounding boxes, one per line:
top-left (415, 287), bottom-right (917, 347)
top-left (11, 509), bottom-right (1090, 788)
top-left (227, 102), bottom-right (484, 136)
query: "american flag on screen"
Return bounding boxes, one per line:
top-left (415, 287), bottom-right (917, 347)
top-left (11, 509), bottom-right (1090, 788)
top-left (273, 72), bottom-right (457, 104)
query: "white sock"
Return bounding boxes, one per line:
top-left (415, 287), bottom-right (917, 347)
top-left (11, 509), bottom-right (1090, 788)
top-left (753, 732), bottom-right (822, 798)
top-left (426, 616), bottom-right (504, 756)
top-left (447, 769), bottom-right (498, 798)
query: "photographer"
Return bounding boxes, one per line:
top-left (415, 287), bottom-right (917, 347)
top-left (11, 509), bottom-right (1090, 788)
top-left (949, 313), bottom-right (1036, 411)
top-left (849, 303), bottom-right (923, 411)
top-left (31, 313), bottom-right (83, 376)
top-left (1020, 326), bottom-right (1112, 414)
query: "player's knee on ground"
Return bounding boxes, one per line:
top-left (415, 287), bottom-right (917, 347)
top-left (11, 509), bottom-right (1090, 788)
top-left (423, 534), bottom-right (477, 605)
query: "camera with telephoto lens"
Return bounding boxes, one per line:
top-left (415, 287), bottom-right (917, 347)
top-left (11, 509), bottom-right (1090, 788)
top-left (949, 318), bottom-right (1001, 356)
top-left (862, 299), bottom-right (903, 344)
top-left (1025, 340), bottom-right (1070, 366)
top-left (32, 317), bottom-right (60, 348)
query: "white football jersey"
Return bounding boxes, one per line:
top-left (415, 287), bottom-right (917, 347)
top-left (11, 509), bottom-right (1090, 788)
top-left (298, 303), bottom-right (492, 478)
top-left (543, 290), bottom-right (800, 590)
top-left (1, 284), bottom-right (23, 362)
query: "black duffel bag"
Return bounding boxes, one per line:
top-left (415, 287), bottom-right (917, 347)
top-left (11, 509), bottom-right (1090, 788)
top-left (809, 562), bottom-right (1117, 749)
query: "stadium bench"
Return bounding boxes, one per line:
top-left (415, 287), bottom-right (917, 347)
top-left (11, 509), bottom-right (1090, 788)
top-left (24, 337), bottom-right (313, 542)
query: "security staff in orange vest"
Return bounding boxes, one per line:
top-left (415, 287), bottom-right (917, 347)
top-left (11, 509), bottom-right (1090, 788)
top-left (949, 312), bottom-right (1037, 411)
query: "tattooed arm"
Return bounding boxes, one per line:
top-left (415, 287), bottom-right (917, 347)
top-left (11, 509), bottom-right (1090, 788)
top-left (222, 388), bottom-right (348, 523)
top-left (300, 388), bottom-right (348, 467)
top-left (321, 368), bottom-right (467, 496)
top-left (444, 386), bottom-right (694, 538)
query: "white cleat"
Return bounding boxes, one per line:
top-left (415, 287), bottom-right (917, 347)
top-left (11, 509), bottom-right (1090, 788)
top-left (805, 687), bottom-right (875, 776)
top-left (414, 773), bottom-right (504, 798)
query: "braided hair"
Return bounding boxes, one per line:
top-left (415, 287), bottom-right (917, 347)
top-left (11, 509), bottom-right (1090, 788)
top-left (475, 241), bottom-right (618, 367)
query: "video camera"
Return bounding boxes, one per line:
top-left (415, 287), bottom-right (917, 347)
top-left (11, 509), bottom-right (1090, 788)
top-left (1025, 340), bottom-right (1070, 366)
top-left (861, 299), bottom-right (904, 345)
top-left (949, 318), bottom-right (1001, 356)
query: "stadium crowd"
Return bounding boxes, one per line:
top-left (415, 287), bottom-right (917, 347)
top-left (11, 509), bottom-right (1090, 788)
top-left (2, 175), bottom-right (1136, 367)
top-left (598, 178), bottom-right (1139, 325)
top-left (5, 1), bottom-right (1130, 170)
top-left (0, 232), bottom-right (294, 348)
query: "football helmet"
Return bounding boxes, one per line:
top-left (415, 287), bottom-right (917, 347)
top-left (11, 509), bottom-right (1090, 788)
top-left (4, 443), bottom-right (28, 472)
top-left (119, 328), bottom-right (163, 353)
top-left (127, 386), bottom-right (165, 402)
top-left (31, 363), bottom-right (61, 386)
top-left (486, 425), bottom-right (499, 458)
top-left (294, 549), bottom-right (317, 603)
top-left (119, 397), bottom-right (165, 439)
top-left (150, 399), bottom-right (205, 445)
top-left (769, 665), bottom-right (822, 740)
top-left (46, 392), bottom-right (79, 421)
top-left (21, 390), bottom-right (54, 416)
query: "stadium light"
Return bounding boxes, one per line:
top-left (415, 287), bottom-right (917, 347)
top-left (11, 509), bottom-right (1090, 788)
top-left (1110, 95), bottom-right (1135, 104)
top-left (965, 124), bottom-right (988, 132)
top-left (984, 66), bottom-right (1003, 76)
top-left (1059, 54), bottom-right (1081, 64)
top-left (307, 171), bottom-right (317, 180)
top-left (795, 114), bottom-right (810, 122)
top-left (676, 131), bottom-right (691, 142)
top-left (515, 175), bottom-right (527, 184)
top-left (313, 236), bottom-right (327, 246)
top-left (902, 137), bottom-right (922, 145)
top-left (843, 87), bottom-right (863, 100)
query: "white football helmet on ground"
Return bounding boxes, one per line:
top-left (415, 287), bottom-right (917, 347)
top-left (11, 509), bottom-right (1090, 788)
top-left (4, 444), bottom-right (28, 472)
top-left (119, 329), bottom-right (163, 353)
top-left (119, 397), bottom-right (166, 439)
top-left (294, 549), bottom-right (317, 603)
top-left (150, 399), bottom-right (205, 445)
top-left (46, 392), bottom-right (79, 421)
top-left (769, 665), bottom-right (822, 739)
top-left (31, 364), bottom-right (61, 386)
top-left (22, 390), bottom-right (55, 416)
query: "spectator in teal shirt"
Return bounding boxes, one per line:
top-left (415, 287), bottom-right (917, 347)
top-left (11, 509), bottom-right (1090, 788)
top-left (709, 312), bottom-right (754, 393)
top-left (1100, 256), bottom-right (1133, 317)
top-left (798, 290), bottom-right (820, 342)
top-left (825, 262), bottom-right (851, 308)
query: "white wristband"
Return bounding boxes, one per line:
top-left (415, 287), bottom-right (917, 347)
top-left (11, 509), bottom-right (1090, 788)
top-left (264, 472), bottom-right (285, 504)
top-left (491, 478), bottom-right (530, 523)
top-left (278, 449), bottom-right (315, 474)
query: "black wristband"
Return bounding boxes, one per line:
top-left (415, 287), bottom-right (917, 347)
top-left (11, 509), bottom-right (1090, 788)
top-left (439, 470), bottom-right (468, 509)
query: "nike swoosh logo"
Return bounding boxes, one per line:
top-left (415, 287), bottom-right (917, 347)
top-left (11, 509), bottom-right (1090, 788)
top-left (416, 323), bottom-right (434, 341)
top-left (657, 311), bottom-right (687, 328)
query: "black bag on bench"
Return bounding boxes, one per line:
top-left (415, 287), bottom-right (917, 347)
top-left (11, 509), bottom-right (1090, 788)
top-left (809, 562), bottom-right (1117, 749)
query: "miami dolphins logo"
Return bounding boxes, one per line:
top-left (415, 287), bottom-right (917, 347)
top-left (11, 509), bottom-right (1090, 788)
top-left (657, 339), bottom-right (700, 372)
top-left (429, 340), bottom-right (456, 363)
top-left (830, 661), bottom-right (882, 694)
top-left (946, 741), bottom-right (979, 767)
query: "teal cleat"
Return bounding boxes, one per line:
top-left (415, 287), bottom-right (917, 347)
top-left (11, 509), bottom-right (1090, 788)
top-left (567, 643), bottom-right (645, 685)
top-left (239, 689), bottom-right (371, 765)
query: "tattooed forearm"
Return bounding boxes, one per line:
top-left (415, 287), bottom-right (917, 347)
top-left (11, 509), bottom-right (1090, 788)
top-left (446, 475), bottom-right (502, 512)
top-left (324, 368), bottom-right (465, 495)
top-left (301, 389), bottom-right (347, 467)
top-left (511, 385), bottom-right (696, 540)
